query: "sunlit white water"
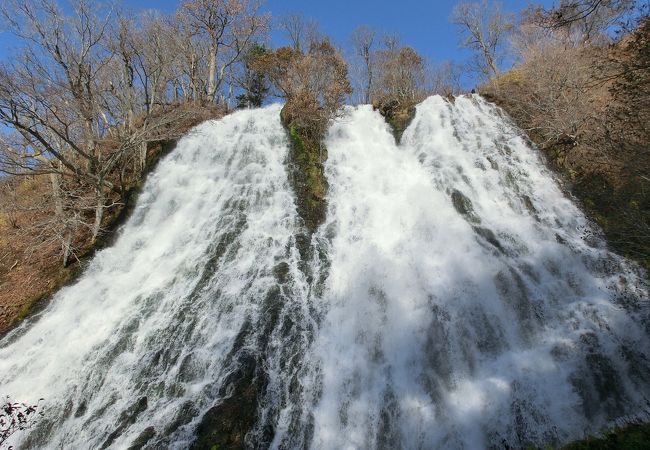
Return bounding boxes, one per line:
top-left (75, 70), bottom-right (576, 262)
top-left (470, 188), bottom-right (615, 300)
top-left (286, 96), bottom-right (649, 449)
top-left (1, 96), bottom-right (649, 449)
top-left (0, 104), bottom-right (312, 449)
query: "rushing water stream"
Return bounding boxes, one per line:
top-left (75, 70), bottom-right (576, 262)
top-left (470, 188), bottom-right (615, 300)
top-left (1, 96), bottom-right (648, 449)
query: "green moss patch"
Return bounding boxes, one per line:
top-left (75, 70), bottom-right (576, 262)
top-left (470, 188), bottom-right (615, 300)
top-left (374, 102), bottom-right (417, 144)
top-left (561, 422), bottom-right (650, 450)
top-left (281, 108), bottom-right (328, 232)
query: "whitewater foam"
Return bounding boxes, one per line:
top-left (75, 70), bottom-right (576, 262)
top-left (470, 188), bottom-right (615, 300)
top-left (1, 96), bottom-right (648, 449)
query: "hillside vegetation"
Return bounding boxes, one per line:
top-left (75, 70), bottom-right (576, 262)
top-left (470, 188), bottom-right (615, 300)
top-left (481, 6), bottom-right (649, 272)
top-left (0, 104), bottom-right (223, 332)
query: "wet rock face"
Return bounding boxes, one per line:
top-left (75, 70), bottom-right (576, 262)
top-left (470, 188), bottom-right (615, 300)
top-left (127, 427), bottom-right (155, 450)
top-left (191, 353), bottom-right (263, 450)
top-left (448, 190), bottom-right (509, 254)
top-left (473, 226), bottom-right (504, 252)
top-left (281, 108), bottom-right (328, 233)
top-left (450, 189), bottom-right (481, 224)
top-left (101, 396), bottom-right (149, 449)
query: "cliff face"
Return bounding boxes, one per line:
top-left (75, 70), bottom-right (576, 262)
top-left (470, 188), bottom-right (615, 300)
top-left (281, 106), bottom-right (328, 233)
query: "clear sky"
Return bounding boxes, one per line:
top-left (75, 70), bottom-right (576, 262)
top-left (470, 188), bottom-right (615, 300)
top-left (0, 0), bottom-right (556, 72)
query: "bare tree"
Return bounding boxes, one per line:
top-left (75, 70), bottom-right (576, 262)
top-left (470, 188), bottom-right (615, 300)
top-left (254, 38), bottom-right (351, 137)
top-left (349, 25), bottom-right (377, 104)
top-left (168, 10), bottom-right (209, 103)
top-left (535, 0), bottom-right (636, 41)
top-left (427, 61), bottom-right (463, 96)
top-left (106, 10), bottom-right (186, 173)
top-left (278, 13), bottom-right (322, 53)
top-left (452, 0), bottom-right (514, 80)
top-left (372, 45), bottom-right (427, 108)
top-left (134, 12), bottom-right (175, 113)
top-left (381, 32), bottom-right (401, 52)
top-left (0, 0), bottom-right (212, 262)
top-left (517, 39), bottom-right (593, 144)
top-left (179, 0), bottom-right (269, 103)
top-left (0, 0), bottom-right (121, 243)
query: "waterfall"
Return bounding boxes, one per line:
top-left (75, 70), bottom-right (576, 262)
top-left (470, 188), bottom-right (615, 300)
top-left (1, 96), bottom-right (648, 449)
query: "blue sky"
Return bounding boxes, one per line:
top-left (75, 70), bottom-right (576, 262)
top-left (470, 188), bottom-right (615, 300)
top-left (263, 0), bottom-right (554, 65)
top-left (0, 0), bottom-right (556, 71)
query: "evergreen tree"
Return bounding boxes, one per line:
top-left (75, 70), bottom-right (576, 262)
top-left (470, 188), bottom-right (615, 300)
top-left (236, 43), bottom-right (270, 108)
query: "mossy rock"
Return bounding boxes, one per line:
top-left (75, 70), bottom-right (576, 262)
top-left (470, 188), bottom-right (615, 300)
top-left (280, 107), bottom-right (328, 233)
top-left (373, 100), bottom-right (417, 144)
top-left (561, 422), bottom-right (650, 449)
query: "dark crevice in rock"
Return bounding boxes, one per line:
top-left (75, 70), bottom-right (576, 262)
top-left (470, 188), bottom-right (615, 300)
top-left (191, 284), bottom-right (287, 450)
top-left (100, 396), bottom-right (149, 449)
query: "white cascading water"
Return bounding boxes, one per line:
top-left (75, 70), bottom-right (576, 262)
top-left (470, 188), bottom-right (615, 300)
top-left (1, 96), bottom-right (649, 449)
top-left (0, 104), bottom-right (314, 449)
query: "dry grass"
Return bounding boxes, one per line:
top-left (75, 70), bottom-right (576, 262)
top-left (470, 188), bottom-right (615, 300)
top-left (0, 176), bottom-right (68, 332)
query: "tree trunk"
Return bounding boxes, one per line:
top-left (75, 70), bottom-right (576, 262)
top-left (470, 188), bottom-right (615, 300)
top-left (207, 46), bottom-right (217, 101)
top-left (62, 231), bottom-right (73, 267)
top-left (226, 67), bottom-right (234, 108)
top-left (189, 53), bottom-right (198, 103)
top-left (91, 186), bottom-right (105, 244)
top-left (84, 118), bottom-right (96, 174)
top-left (149, 75), bottom-right (158, 112)
top-left (173, 80), bottom-right (180, 103)
top-left (364, 50), bottom-right (372, 104)
top-left (140, 141), bottom-right (148, 174)
top-left (49, 171), bottom-right (71, 266)
top-left (50, 173), bottom-right (64, 218)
